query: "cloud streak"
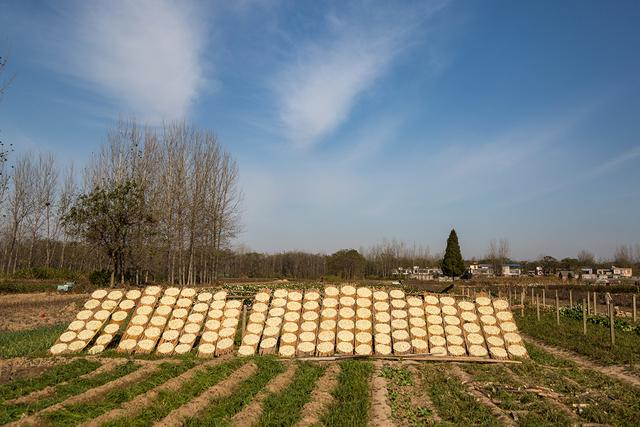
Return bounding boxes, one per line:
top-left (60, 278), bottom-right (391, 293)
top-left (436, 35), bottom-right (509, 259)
top-left (272, 2), bottom-right (445, 147)
top-left (52, 0), bottom-right (207, 121)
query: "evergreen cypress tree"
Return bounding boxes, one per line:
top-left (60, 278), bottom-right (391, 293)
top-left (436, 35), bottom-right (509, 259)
top-left (441, 229), bottom-right (465, 278)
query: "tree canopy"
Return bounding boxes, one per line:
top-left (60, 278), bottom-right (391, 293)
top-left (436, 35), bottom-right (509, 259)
top-left (63, 180), bottom-right (152, 286)
top-left (441, 229), bottom-right (465, 278)
top-left (327, 249), bottom-right (366, 279)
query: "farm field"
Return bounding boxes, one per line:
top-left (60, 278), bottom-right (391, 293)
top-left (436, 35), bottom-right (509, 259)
top-left (1, 288), bottom-right (640, 426)
top-left (2, 342), bottom-right (640, 426)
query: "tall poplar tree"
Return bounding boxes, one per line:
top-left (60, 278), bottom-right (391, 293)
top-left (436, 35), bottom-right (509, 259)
top-left (441, 229), bottom-right (465, 278)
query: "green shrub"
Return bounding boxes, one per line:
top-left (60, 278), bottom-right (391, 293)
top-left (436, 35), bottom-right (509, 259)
top-left (89, 269), bottom-right (112, 286)
top-left (12, 267), bottom-right (78, 281)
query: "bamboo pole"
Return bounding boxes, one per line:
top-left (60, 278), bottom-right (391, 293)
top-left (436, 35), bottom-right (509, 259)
top-left (294, 354), bottom-right (523, 364)
top-left (593, 292), bottom-right (597, 316)
top-left (536, 294), bottom-right (540, 321)
top-left (633, 294), bottom-right (637, 323)
top-left (587, 292), bottom-right (590, 314)
top-left (531, 287), bottom-right (534, 304)
top-left (521, 290), bottom-right (525, 317)
top-left (241, 305), bottom-right (247, 335)
top-left (555, 290), bottom-right (560, 325)
top-left (582, 298), bottom-right (587, 335)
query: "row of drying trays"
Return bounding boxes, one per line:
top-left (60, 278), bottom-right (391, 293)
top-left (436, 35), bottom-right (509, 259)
top-left (50, 285), bottom-right (528, 360)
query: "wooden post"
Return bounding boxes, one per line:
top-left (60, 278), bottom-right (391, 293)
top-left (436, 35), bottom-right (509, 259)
top-left (542, 289), bottom-right (546, 307)
top-left (593, 292), bottom-right (597, 316)
top-left (582, 298), bottom-right (587, 335)
top-left (520, 289), bottom-right (525, 317)
top-left (609, 302), bottom-right (615, 347)
top-left (633, 294), bottom-right (637, 323)
top-left (241, 305), bottom-right (247, 335)
top-left (555, 290), bottom-right (560, 325)
top-left (569, 289), bottom-right (573, 307)
top-left (587, 292), bottom-right (590, 314)
top-left (531, 287), bottom-right (534, 304)
top-left (536, 294), bottom-right (540, 321)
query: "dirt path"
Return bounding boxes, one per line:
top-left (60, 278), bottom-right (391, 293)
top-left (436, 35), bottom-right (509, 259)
top-left (7, 359), bottom-right (126, 404)
top-left (295, 363), bottom-right (340, 427)
top-left (154, 362), bottom-right (258, 427)
top-left (369, 360), bottom-right (395, 427)
top-left (79, 357), bottom-right (230, 427)
top-left (0, 292), bottom-right (89, 331)
top-left (522, 334), bottom-right (640, 389)
top-left (10, 363), bottom-right (160, 427)
top-left (448, 364), bottom-right (516, 427)
top-left (406, 365), bottom-right (442, 424)
top-left (230, 362), bottom-right (298, 427)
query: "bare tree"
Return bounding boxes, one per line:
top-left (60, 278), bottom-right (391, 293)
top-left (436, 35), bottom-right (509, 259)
top-left (0, 53), bottom-right (14, 100)
top-left (56, 163), bottom-right (76, 268)
top-left (5, 155), bottom-right (34, 273)
top-left (614, 245), bottom-right (633, 267)
top-left (577, 249), bottom-right (595, 266)
top-left (486, 238), bottom-right (510, 276)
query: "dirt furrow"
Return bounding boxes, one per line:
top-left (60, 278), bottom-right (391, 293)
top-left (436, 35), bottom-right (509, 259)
top-left (369, 360), bottom-right (395, 427)
top-left (7, 359), bottom-right (126, 405)
top-left (79, 357), bottom-right (230, 427)
top-left (230, 362), bottom-right (298, 427)
top-left (0, 356), bottom-right (70, 385)
top-left (154, 362), bottom-right (259, 427)
top-left (523, 335), bottom-right (640, 389)
top-left (448, 364), bottom-right (516, 427)
top-left (294, 363), bottom-right (340, 427)
top-left (406, 365), bottom-right (442, 423)
top-left (10, 364), bottom-right (160, 427)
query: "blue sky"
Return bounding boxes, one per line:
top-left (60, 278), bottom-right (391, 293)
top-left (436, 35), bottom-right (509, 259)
top-left (1, 0), bottom-right (639, 260)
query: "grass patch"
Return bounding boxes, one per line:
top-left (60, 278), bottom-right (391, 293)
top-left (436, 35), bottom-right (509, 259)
top-left (103, 358), bottom-right (245, 427)
top-left (186, 356), bottom-right (284, 426)
top-left (509, 344), bottom-right (640, 425)
top-left (257, 361), bottom-right (325, 427)
top-left (0, 358), bottom-right (100, 402)
top-left (380, 365), bottom-right (433, 426)
top-left (509, 342), bottom-right (640, 426)
top-left (0, 323), bottom-right (66, 358)
top-left (419, 363), bottom-right (499, 426)
top-left (460, 363), bottom-right (574, 426)
top-left (41, 361), bottom-right (196, 426)
top-left (321, 360), bottom-right (373, 427)
top-left (517, 308), bottom-right (640, 366)
top-left (0, 361), bottom-right (139, 424)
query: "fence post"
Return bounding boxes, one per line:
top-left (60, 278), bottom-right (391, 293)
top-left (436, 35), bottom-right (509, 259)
top-left (241, 305), bottom-right (247, 335)
top-left (569, 289), bottom-right (573, 307)
top-left (543, 289), bottom-right (546, 307)
top-left (536, 294), bottom-right (540, 321)
top-left (593, 292), bottom-right (597, 316)
top-left (587, 292), bottom-right (590, 314)
top-left (531, 287), bottom-right (534, 304)
top-left (555, 290), bottom-right (560, 325)
top-left (609, 302), bottom-right (615, 347)
top-left (633, 294), bottom-right (637, 323)
top-left (582, 298), bottom-right (587, 335)
top-left (521, 289), bottom-right (525, 317)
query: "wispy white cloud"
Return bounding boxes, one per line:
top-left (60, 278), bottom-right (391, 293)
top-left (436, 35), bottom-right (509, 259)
top-left (272, 2), bottom-right (446, 147)
top-left (50, 0), bottom-right (208, 121)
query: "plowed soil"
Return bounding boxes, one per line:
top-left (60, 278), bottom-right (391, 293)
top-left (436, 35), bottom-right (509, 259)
top-left (0, 293), bottom-right (89, 331)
